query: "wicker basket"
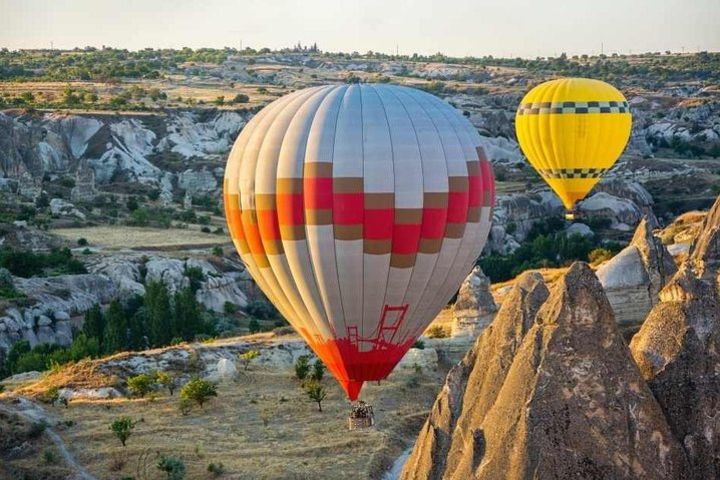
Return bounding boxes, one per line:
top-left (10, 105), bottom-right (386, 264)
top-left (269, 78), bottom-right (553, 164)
top-left (348, 401), bottom-right (375, 430)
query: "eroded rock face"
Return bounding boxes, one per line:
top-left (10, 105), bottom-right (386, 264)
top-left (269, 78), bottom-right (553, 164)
top-left (597, 217), bottom-right (677, 332)
top-left (403, 264), bottom-right (689, 480)
top-left (402, 271), bottom-right (548, 479)
top-left (631, 195), bottom-right (720, 479)
top-left (451, 266), bottom-right (497, 338)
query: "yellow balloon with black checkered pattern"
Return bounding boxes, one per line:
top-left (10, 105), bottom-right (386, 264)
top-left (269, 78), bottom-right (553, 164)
top-left (515, 78), bottom-right (632, 214)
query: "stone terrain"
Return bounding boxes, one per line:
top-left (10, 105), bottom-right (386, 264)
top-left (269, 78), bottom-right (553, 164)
top-left (403, 262), bottom-right (690, 480)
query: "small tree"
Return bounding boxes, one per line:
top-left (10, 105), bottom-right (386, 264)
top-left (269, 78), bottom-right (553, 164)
top-left (311, 359), bottom-right (324, 381)
top-left (248, 318), bottom-right (260, 334)
top-left (304, 380), bottom-right (327, 412)
top-left (127, 373), bottom-right (155, 398)
top-left (157, 455), bottom-right (186, 480)
top-left (155, 371), bottom-right (176, 396)
top-left (180, 378), bottom-right (217, 408)
top-left (109, 416), bottom-right (135, 446)
top-left (294, 355), bottom-right (310, 380)
top-left (238, 350), bottom-right (260, 371)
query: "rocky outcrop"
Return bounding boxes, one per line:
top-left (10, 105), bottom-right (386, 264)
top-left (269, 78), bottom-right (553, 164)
top-left (0, 274), bottom-right (117, 351)
top-left (403, 263), bottom-right (689, 480)
top-left (451, 267), bottom-right (497, 338)
top-left (631, 195), bottom-right (720, 479)
top-left (402, 271), bottom-right (548, 479)
top-left (597, 217), bottom-right (677, 332)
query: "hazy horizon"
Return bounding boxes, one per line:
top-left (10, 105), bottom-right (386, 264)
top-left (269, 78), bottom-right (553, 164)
top-left (1, 0), bottom-right (719, 59)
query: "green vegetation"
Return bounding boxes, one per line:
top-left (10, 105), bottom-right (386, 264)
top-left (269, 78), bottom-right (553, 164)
top-left (479, 218), bottom-right (622, 282)
top-left (207, 462), bottom-right (226, 477)
top-left (294, 355), bottom-right (310, 381)
top-left (157, 455), bottom-right (186, 480)
top-left (155, 371), bottom-right (177, 396)
top-left (0, 334), bottom-right (99, 378)
top-left (0, 247), bottom-right (86, 278)
top-left (127, 373), bottom-right (155, 398)
top-left (311, 359), bottom-right (325, 382)
top-left (180, 377), bottom-right (217, 408)
top-left (109, 416), bottom-right (136, 447)
top-left (425, 325), bottom-right (450, 339)
top-left (304, 380), bottom-right (327, 412)
top-left (238, 350), bottom-right (260, 371)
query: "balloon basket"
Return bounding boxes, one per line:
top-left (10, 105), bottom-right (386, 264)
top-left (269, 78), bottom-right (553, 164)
top-left (564, 209), bottom-right (578, 221)
top-left (348, 401), bottom-right (375, 430)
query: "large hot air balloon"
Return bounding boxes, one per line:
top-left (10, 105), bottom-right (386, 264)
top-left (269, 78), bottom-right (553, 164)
top-left (224, 84), bottom-right (495, 400)
top-left (515, 78), bottom-right (632, 218)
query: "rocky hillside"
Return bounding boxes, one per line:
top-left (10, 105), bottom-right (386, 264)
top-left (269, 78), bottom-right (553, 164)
top-left (402, 195), bottom-right (720, 479)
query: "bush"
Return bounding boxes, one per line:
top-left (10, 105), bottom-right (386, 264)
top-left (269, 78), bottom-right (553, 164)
top-left (413, 339), bottom-right (425, 350)
top-left (180, 378), bottom-right (217, 408)
top-left (238, 350), bottom-right (260, 370)
top-left (212, 246), bottom-right (223, 257)
top-left (311, 359), bottom-right (324, 381)
top-left (245, 300), bottom-right (277, 320)
top-left (223, 301), bottom-right (237, 315)
top-left (109, 417), bottom-right (135, 446)
top-left (589, 248), bottom-right (614, 265)
top-left (207, 462), bottom-right (226, 477)
top-left (77, 237), bottom-right (88, 246)
top-left (294, 355), bottom-right (310, 380)
top-left (231, 93), bottom-right (249, 104)
top-left (248, 318), bottom-right (261, 334)
top-left (425, 325), bottom-right (449, 339)
top-left (157, 455), bottom-right (186, 480)
top-left (127, 374), bottom-right (155, 398)
top-left (155, 371), bottom-right (176, 396)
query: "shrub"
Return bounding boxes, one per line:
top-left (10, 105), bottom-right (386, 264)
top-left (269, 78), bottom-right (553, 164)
top-left (223, 301), bottom-right (237, 315)
top-left (109, 417), bottom-right (135, 446)
top-left (304, 380), bottom-right (327, 412)
top-left (157, 455), bottom-right (186, 480)
top-left (179, 397), bottom-right (192, 415)
top-left (77, 237), bottom-right (88, 246)
top-left (589, 248), bottom-right (614, 265)
top-left (413, 339), bottom-right (425, 350)
top-left (180, 378), bottom-right (217, 408)
top-left (311, 359), bottom-right (324, 381)
top-left (127, 374), bottom-right (155, 398)
top-left (294, 355), bottom-right (310, 380)
top-left (207, 462), bottom-right (226, 477)
top-left (248, 318), bottom-right (260, 334)
top-left (155, 371), bottom-right (176, 396)
top-left (212, 246), bottom-right (223, 257)
top-left (43, 448), bottom-right (58, 464)
top-left (238, 350), bottom-right (260, 370)
top-left (231, 93), bottom-right (249, 104)
top-left (425, 325), bottom-right (449, 339)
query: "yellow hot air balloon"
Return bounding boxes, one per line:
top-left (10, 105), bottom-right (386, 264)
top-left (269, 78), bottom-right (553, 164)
top-left (515, 78), bottom-right (632, 219)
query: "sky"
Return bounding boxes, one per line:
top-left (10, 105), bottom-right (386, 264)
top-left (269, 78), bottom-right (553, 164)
top-left (1, 0), bottom-right (719, 58)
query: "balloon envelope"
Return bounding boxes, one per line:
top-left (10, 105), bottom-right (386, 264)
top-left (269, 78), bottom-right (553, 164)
top-left (515, 77), bottom-right (632, 211)
top-left (224, 84), bottom-right (495, 399)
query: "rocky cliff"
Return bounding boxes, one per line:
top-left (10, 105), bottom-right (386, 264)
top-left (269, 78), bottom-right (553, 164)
top-left (402, 263), bottom-right (689, 480)
top-left (597, 216), bottom-right (677, 333)
top-left (630, 194), bottom-right (720, 479)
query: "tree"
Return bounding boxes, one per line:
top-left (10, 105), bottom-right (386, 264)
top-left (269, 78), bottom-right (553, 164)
top-left (155, 371), bottom-right (176, 395)
top-left (248, 318), bottom-right (260, 334)
top-left (238, 350), bottom-right (259, 371)
top-left (109, 417), bottom-right (135, 446)
top-left (294, 355), bottom-right (310, 380)
top-left (127, 373), bottom-right (154, 397)
top-left (145, 281), bottom-right (173, 346)
top-left (180, 378), bottom-right (217, 408)
top-left (304, 380), bottom-right (327, 412)
top-left (173, 287), bottom-right (203, 341)
top-left (82, 304), bottom-right (104, 349)
top-left (103, 300), bottom-right (127, 353)
top-left (311, 359), bottom-right (324, 381)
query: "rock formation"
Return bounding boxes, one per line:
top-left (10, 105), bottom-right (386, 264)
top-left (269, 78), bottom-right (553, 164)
top-left (402, 271), bottom-right (548, 479)
top-left (597, 216), bottom-right (677, 333)
top-left (451, 266), bottom-right (498, 338)
top-left (631, 194), bottom-right (720, 479)
top-left (403, 263), bottom-right (689, 479)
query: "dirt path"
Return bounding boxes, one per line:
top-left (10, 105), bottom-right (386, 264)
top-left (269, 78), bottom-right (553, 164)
top-left (0, 397), bottom-right (97, 480)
